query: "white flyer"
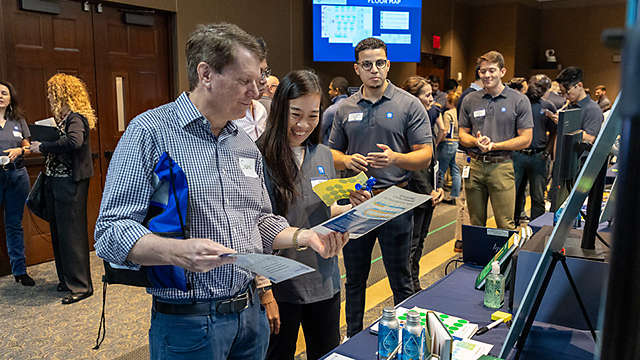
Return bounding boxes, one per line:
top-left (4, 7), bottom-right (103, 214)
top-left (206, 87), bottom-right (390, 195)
top-left (35, 117), bottom-right (56, 127)
top-left (312, 186), bottom-right (430, 239)
top-left (324, 353), bottom-right (356, 360)
top-left (222, 253), bottom-right (315, 283)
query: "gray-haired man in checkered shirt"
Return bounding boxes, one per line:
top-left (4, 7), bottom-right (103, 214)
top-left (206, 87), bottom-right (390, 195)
top-left (94, 23), bottom-right (348, 360)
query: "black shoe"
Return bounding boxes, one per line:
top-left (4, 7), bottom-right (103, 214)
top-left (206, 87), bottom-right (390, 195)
top-left (454, 240), bottom-right (463, 253)
top-left (14, 274), bottom-right (35, 286)
top-left (61, 291), bottom-right (93, 304)
top-left (57, 282), bottom-right (71, 292)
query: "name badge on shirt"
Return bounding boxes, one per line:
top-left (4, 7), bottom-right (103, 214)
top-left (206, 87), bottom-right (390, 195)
top-left (13, 130), bottom-right (22, 138)
top-left (238, 157), bottom-right (258, 178)
top-left (473, 109), bottom-right (486, 118)
top-left (462, 165), bottom-right (470, 179)
top-left (348, 112), bottom-right (363, 122)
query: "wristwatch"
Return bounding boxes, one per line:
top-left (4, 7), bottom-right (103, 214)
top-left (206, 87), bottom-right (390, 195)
top-left (258, 285), bottom-right (272, 296)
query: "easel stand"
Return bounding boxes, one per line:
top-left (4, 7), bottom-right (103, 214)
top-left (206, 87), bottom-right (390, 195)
top-left (514, 251), bottom-right (597, 360)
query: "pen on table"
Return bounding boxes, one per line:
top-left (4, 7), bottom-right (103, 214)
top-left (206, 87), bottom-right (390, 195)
top-left (474, 318), bottom-right (506, 336)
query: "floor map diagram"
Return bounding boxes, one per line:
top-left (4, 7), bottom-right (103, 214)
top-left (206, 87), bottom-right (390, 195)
top-left (321, 5), bottom-right (373, 45)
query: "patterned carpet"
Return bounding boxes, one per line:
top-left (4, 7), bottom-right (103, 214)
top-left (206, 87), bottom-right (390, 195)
top-left (0, 252), bottom-right (151, 360)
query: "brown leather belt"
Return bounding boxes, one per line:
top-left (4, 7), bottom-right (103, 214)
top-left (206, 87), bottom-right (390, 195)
top-left (468, 152), bottom-right (512, 164)
top-left (371, 181), bottom-right (408, 195)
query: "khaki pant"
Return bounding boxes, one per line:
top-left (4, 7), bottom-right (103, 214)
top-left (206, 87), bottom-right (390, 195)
top-left (465, 158), bottom-right (516, 230)
top-left (454, 152), bottom-right (471, 241)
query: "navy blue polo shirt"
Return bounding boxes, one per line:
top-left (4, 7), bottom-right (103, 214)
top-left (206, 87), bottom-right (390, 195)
top-left (529, 99), bottom-right (557, 149)
top-left (569, 95), bottom-right (603, 137)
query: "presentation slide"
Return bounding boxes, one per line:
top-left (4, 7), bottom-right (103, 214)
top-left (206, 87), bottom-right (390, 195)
top-left (313, 0), bottom-right (422, 62)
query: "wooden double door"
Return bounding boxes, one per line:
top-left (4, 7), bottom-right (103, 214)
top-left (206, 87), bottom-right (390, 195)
top-left (0, 0), bottom-right (172, 275)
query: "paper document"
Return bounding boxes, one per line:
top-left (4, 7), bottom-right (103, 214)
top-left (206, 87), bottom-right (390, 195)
top-left (313, 186), bottom-right (430, 238)
top-left (312, 172), bottom-right (368, 206)
top-left (451, 339), bottom-right (493, 360)
top-left (35, 117), bottom-right (56, 127)
top-left (222, 253), bottom-right (315, 283)
top-left (324, 353), bottom-right (356, 360)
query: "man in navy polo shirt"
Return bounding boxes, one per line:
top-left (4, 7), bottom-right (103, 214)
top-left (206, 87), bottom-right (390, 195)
top-left (551, 66), bottom-right (604, 210)
top-left (329, 37), bottom-right (432, 337)
top-left (459, 50), bottom-right (533, 230)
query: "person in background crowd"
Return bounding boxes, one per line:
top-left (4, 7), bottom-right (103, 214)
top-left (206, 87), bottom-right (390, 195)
top-left (507, 77), bottom-right (528, 94)
top-left (94, 23), bottom-right (348, 359)
top-left (550, 66), bottom-right (604, 210)
top-left (233, 37), bottom-right (270, 140)
top-left (594, 85), bottom-right (612, 112)
top-left (513, 74), bottom-right (557, 224)
top-left (452, 67), bottom-right (482, 252)
top-left (329, 37), bottom-right (432, 337)
top-left (444, 78), bottom-right (460, 95)
top-left (255, 37), bottom-right (275, 116)
top-left (458, 50), bottom-right (533, 230)
top-left (401, 76), bottom-right (444, 293)
top-left (428, 74), bottom-right (447, 111)
top-left (545, 81), bottom-right (568, 110)
top-left (457, 65), bottom-right (483, 117)
top-left (264, 76), bottom-right (279, 99)
top-left (0, 80), bottom-right (34, 286)
top-left (259, 70), bottom-right (370, 360)
top-left (31, 73), bottom-right (96, 303)
top-left (439, 91), bottom-right (462, 205)
top-left (320, 76), bottom-right (349, 145)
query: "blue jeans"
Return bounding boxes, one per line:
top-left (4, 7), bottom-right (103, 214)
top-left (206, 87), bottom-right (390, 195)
top-left (0, 167), bottom-right (30, 275)
top-left (437, 141), bottom-right (461, 197)
top-left (149, 290), bottom-right (269, 360)
top-left (513, 151), bottom-right (548, 222)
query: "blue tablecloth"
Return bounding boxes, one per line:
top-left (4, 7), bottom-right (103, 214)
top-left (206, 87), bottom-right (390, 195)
top-left (322, 265), bottom-right (596, 359)
top-left (529, 212), bottom-right (611, 234)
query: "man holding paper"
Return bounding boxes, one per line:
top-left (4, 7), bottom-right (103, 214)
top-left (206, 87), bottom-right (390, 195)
top-left (94, 23), bottom-right (348, 360)
top-left (328, 37), bottom-right (433, 337)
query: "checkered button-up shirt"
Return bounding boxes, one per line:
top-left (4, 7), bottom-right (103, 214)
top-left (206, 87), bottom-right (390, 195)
top-left (95, 92), bottom-right (289, 300)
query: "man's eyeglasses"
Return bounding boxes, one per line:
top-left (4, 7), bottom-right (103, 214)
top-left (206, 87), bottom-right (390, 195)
top-left (260, 67), bottom-right (272, 81)
top-left (560, 83), bottom-right (578, 97)
top-left (358, 59), bottom-right (388, 71)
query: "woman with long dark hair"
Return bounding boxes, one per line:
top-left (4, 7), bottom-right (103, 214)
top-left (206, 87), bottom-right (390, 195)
top-left (31, 73), bottom-right (96, 304)
top-left (401, 76), bottom-right (444, 292)
top-left (257, 70), bottom-right (369, 360)
top-left (0, 80), bottom-right (34, 286)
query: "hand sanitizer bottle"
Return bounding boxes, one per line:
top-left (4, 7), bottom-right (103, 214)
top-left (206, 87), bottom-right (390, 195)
top-left (484, 261), bottom-right (505, 309)
top-left (378, 307), bottom-right (399, 360)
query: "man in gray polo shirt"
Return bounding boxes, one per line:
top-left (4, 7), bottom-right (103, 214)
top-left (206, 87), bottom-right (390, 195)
top-left (329, 37), bottom-right (432, 337)
top-left (459, 50), bottom-right (533, 230)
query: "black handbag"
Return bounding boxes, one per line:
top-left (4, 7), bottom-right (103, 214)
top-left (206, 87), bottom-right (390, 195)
top-left (26, 172), bottom-right (48, 221)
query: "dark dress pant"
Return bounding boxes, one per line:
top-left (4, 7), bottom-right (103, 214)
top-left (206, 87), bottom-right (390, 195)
top-left (266, 292), bottom-right (340, 360)
top-left (343, 211), bottom-right (414, 337)
top-left (44, 176), bottom-right (93, 294)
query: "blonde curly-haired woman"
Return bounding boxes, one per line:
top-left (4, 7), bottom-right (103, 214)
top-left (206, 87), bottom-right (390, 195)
top-left (31, 73), bottom-right (96, 304)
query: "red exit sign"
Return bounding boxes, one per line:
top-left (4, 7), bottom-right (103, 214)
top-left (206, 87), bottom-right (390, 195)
top-left (433, 35), bottom-right (441, 49)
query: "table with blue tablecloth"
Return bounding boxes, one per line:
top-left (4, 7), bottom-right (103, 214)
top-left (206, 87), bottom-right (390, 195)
top-left (322, 265), bottom-right (596, 359)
